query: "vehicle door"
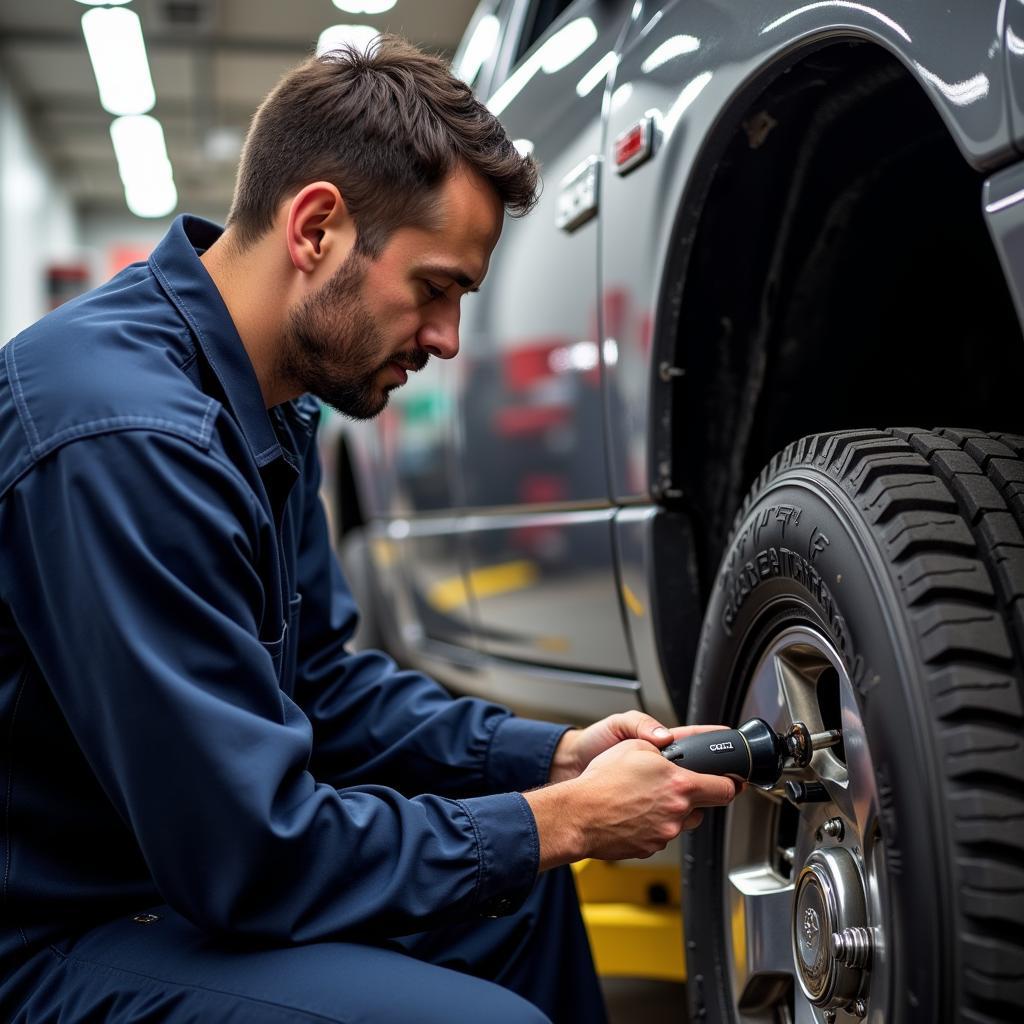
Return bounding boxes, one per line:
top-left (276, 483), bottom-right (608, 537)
top-left (339, 0), bottom-right (520, 658)
top-left (457, 0), bottom-right (636, 677)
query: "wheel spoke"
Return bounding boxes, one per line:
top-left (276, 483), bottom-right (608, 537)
top-left (776, 649), bottom-right (826, 732)
top-left (741, 652), bottom-right (790, 732)
top-left (839, 687), bottom-right (877, 840)
top-left (726, 626), bottom-right (884, 1024)
top-left (727, 866), bottom-right (796, 993)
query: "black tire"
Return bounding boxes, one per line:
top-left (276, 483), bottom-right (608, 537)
top-left (683, 428), bottom-right (1024, 1024)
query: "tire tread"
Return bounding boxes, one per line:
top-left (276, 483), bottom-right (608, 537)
top-left (699, 426), bottom-right (1024, 1023)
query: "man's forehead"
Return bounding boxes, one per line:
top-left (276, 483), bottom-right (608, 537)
top-left (389, 187), bottom-right (501, 284)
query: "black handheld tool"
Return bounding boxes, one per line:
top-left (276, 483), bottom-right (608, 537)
top-left (661, 718), bottom-right (842, 788)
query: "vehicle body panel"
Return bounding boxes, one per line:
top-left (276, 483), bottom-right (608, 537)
top-left (601, 0), bottom-right (1012, 503)
top-left (454, 0), bottom-right (637, 679)
top-left (462, 508), bottom-right (633, 675)
top-left (1002, 0), bottom-right (1024, 152)
top-left (335, 0), bottom-right (1024, 725)
top-left (984, 158), bottom-right (1024, 331)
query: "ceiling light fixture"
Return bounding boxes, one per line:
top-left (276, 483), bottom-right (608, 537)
top-left (640, 34), bottom-right (701, 74)
top-left (455, 13), bottom-right (499, 85)
top-left (317, 24), bottom-right (380, 56)
top-left (110, 115), bottom-right (177, 218)
top-left (81, 7), bottom-right (156, 116)
top-left (74, 0), bottom-right (134, 5)
top-left (488, 17), bottom-right (598, 116)
top-left (332, 0), bottom-right (397, 13)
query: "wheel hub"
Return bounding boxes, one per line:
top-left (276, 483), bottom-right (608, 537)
top-left (723, 626), bottom-right (888, 1023)
top-left (793, 848), bottom-right (870, 1008)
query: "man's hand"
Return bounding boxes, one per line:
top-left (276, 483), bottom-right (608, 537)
top-left (526, 732), bottom-right (740, 870)
top-left (549, 713), bottom-right (733, 783)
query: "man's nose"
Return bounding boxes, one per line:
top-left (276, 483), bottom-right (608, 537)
top-left (418, 305), bottom-right (461, 360)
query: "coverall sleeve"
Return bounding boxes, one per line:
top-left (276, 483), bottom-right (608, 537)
top-left (3, 427), bottom-right (541, 941)
top-left (291, 423), bottom-right (571, 798)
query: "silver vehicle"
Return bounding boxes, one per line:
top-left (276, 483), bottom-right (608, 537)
top-left (321, 2), bottom-right (1024, 1021)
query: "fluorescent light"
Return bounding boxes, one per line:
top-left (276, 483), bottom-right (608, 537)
top-left (913, 64), bottom-right (989, 106)
top-left (640, 35), bottom-right (700, 74)
top-left (760, 3), bottom-right (911, 44)
top-left (576, 51), bottom-right (616, 97)
top-left (75, 0), bottom-right (132, 5)
top-left (549, 341), bottom-right (600, 375)
top-left (537, 17), bottom-right (598, 74)
top-left (457, 14), bottom-right (499, 84)
top-left (124, 178), bottom-right (178, 219)
top-left (110, 115), bottom-right (177, 219)
top-left (663, 71), bottom-right (713, 137)
top-left (332, 0), bottom-right (396, 12)
top-left (81, 7), bottom-right (155, 116)
top-left (317, 24), bottom-right (380, 56)
top-left (489, 17), bottom-right (597, 115)
top-left (110, 115), bottom-right (172, 182)
top-left (610, 82), bottom-right (633, 113)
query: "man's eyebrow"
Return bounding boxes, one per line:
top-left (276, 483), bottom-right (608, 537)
top-left (419, 264), bottom-right (481, 292)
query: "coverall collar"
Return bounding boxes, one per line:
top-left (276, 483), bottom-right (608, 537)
top-left (149, 214), bottom-right (283, 467)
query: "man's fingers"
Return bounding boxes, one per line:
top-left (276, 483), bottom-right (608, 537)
top-left (681, 809), bottom-right (705, 832)
top-left (667, 723), bottom-right (731, 742)
top-left (610, 711), bottom-right (672, 746)
top-left (670, 767), bottom-right (738, 806)
top-left (692, 774), bottom-right (739, 807)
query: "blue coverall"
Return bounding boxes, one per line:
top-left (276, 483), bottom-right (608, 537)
top-left (0, 216), bottom-right (607, 1023)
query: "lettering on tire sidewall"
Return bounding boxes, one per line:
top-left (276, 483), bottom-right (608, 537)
top-left (708, 483), bottom-right (910, 888)
top-left (714, 493), bottom-right (886, 701)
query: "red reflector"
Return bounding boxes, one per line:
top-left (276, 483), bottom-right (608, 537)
top-left (613, 116), bottom-right (653, 175)
top-left (615, 126), bottom-right (645, 166)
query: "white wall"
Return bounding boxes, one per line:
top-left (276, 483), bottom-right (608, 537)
top-left (0, 72), bottom-right (80, 343)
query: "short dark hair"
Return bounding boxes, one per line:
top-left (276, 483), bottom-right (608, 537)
top-left (226, 35), bottom-right (539, 256)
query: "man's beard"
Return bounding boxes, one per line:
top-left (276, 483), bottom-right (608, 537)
top-left (280, 252), bottom-right (428, 419)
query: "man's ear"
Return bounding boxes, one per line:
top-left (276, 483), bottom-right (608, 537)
top-left (284, 182), bottom-right (357, 274)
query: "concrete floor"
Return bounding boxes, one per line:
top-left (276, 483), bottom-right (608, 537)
top-left (601, 978), bottom-right (688, 1023)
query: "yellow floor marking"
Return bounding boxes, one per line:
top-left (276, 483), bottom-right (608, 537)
top-left (427, 559), bottom-right (539, 613)
top-left (621, 583), bottom-right (645, 617)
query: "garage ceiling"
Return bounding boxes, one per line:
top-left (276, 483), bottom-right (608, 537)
top-left (0, 0), bottom-right (479, 220)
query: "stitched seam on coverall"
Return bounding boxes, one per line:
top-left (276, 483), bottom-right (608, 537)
top-left (5, 338), bottom-right (42, 454)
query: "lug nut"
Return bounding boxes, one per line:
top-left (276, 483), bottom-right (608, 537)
top-left (819, 816), bottom-right (845, 841)
top-left (785, 780), bottom-right (829, 804)
top-left (831, 926), bottom-right (873, 968)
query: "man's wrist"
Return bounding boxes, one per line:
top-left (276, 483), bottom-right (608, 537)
top-left (547, 728), bottom-right (582, 784)
top-left (523, 779), bottom-right (587, 871)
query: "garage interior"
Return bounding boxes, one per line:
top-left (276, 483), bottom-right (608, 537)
top-left (0, 1), bottom-right (683, 1020)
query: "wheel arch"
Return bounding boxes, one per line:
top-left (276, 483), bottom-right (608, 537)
top-left (645, 35), bottom-right (1024, 608)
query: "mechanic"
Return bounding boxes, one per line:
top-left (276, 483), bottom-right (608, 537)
top-left (0, 37), bottom-right (738, 1024)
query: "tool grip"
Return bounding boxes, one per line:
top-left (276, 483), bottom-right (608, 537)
top-left (661, 729), bottom-right (751, 778)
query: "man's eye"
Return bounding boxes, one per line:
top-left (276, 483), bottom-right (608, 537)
top-left (423, 282), bottom-right (445, 301)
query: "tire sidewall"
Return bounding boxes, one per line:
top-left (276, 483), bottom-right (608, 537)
top-left (684, 467), bottom-right (947, 1023)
